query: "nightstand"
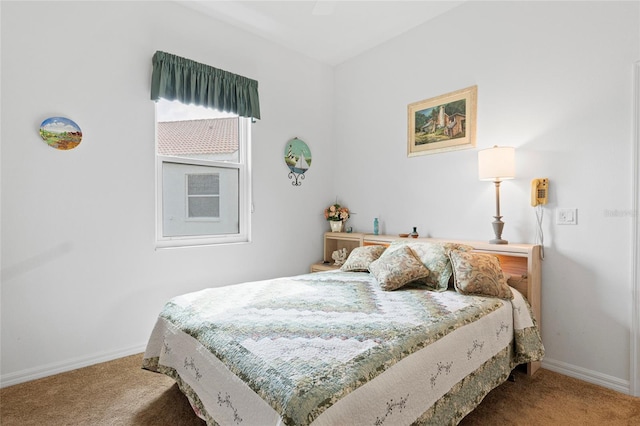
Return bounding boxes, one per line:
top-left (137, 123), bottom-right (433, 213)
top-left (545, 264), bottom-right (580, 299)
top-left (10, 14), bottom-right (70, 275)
top-left (323, 232), bottom-right (363, 259)
top-left (310, 232), bottom-right (365, 272)
top-left (310, 262), bottom-right (339, 273)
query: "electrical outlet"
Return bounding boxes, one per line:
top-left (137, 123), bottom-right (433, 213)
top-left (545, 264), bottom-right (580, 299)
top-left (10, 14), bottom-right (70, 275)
top-left (556, 208), bottom-right (578, 225)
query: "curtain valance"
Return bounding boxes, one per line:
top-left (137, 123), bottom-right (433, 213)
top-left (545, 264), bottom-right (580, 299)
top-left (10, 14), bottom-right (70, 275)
top-left (150, 51), bottom-right (260, 120)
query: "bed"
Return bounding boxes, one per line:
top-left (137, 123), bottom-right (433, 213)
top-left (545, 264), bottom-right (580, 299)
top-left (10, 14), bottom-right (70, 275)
top-left (143, 238), bottom-right (544, 425)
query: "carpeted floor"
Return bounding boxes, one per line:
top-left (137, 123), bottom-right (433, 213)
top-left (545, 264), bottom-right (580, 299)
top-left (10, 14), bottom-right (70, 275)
top-left (1, 353), bottom-right (638, 425)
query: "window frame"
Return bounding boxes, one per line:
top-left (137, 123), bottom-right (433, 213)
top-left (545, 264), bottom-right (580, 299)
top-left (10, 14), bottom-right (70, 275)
top-left (155, 116), bottom-right (252, 248)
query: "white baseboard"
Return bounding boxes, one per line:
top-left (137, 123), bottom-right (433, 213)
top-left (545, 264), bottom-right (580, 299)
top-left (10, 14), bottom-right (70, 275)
top-left (542, 357), bottom-right (631, 395)
top-left (0, 343), bottom-right (147, 388)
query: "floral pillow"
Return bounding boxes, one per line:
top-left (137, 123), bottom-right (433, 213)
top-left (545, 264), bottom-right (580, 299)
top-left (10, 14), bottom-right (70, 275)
top-left (368, 245), bottom-right (430, 291)
top-left (449, 249), bottom-right (513, 299)
top-left (341, 245), bottom-right (386, 272)
top-left (385, 241), bottom-right (473, 291)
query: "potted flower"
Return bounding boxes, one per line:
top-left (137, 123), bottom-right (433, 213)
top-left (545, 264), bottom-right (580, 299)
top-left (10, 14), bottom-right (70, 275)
top-left (324, 203), bottom-right (350, 232)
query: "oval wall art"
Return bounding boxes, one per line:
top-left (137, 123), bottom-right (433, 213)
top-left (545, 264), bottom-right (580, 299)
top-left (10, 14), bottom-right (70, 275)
top-left (284, 137), bottom-right (312, 186)
top-left (39, 117), bottom-right (82, 150)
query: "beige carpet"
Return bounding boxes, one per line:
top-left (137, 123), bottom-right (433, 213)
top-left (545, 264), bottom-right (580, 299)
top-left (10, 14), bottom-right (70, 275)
top-left (1, 353), bottom-right (638, 425)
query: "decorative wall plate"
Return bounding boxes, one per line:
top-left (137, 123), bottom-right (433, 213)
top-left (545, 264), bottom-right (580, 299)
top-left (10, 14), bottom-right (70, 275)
top-left (39, 117), bottom-right (82, 150)
top-left (284, 137), bottom-right (312, 186)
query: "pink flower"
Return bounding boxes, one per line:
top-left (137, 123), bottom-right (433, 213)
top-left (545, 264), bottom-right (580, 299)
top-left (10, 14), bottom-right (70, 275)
top-left (324, 203), bottom-right (350, 221)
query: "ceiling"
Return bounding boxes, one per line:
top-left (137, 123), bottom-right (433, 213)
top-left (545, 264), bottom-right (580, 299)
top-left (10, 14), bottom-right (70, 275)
top-left (179, 1), bottom-right (465, 66)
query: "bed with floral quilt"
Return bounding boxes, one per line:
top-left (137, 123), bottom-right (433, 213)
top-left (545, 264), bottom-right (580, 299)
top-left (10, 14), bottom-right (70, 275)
top-left (143, 240), bottom-right (544, 425)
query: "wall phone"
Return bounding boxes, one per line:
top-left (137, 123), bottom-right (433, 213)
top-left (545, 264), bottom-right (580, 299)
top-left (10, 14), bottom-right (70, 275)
top-left (531, 178), bottom-right (549, 206)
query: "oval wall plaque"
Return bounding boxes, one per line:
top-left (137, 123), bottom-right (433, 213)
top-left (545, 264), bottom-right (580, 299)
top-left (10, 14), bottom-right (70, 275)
top-left (39, 117), bottom-right (82, 150)
top-left (284, 138), bottom-right (312, 186)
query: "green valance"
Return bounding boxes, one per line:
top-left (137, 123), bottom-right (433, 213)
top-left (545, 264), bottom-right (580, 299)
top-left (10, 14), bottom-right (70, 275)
top-left (150, 51), bottom-right (260, 120)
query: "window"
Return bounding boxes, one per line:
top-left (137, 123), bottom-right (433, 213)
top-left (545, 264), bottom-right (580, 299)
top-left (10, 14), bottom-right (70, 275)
top-left (155, 99), bottom-right (251, 247)
top-left (150, 51), bottom-right (259, 247)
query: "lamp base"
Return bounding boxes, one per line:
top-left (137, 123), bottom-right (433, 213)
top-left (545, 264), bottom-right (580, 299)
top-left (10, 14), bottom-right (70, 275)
top-left (489, 238), bottom-right (509, 245)
top-left (489, 216), bottom-right (508, 245)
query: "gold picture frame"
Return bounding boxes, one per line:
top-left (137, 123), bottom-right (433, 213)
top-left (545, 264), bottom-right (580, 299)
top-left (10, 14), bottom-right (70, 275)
top-left (407, 85), bottom-right (477, 156)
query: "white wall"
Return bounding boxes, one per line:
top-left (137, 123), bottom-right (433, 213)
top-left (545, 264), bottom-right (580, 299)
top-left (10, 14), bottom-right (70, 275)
top-left (0, 1), bottom-right (334, 384)
top-left (333, 1), bottom-right (639, 392)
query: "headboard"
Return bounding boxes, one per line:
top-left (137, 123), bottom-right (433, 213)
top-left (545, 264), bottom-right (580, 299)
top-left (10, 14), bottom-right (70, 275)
top-left (363, 234), bottom-right (542, 376)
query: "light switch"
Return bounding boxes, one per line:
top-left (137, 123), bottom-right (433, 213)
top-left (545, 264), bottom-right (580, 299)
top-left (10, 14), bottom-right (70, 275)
top-left (556, 208), bottom-right (578, 225)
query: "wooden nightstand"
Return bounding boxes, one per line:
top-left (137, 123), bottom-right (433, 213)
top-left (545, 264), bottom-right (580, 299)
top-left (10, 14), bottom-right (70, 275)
top-left (310, 232), bottom-right (365, 273)
top-left (323, 232), bottom-right (363, 259)
top-left (310, 262), bottom-right (339, 273)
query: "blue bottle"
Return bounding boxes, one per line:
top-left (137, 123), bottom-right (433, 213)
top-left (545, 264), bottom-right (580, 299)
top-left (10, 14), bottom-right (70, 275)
top-left (373, 218), bottom-right (379, 235)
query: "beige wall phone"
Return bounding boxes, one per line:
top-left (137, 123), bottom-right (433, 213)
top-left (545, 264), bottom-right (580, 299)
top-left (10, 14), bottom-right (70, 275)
top-left (531, 178), bottom-right (549, 206)
top-left (531, 178), bottom-right (548, 259)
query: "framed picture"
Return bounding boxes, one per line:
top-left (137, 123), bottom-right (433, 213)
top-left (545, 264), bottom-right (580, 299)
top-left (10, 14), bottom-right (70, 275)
top-left (407, 85), bottom-right (477, 156)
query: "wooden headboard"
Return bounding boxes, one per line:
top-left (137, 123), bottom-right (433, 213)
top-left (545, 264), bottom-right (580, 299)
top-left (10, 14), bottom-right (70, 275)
top-left (363, 234), bottom-right (542, 376)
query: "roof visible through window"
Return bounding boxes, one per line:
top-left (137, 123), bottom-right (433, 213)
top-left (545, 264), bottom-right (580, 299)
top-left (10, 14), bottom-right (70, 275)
top-left (156, 99), bottom-right (239, 161)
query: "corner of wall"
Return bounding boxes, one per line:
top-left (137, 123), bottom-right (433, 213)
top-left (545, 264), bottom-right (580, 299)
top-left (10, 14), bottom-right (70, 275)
top-left (631, 60), bottom-right (640, 397)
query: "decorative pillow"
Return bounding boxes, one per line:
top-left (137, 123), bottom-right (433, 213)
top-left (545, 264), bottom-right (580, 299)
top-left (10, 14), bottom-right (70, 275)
top-left (449, 250), bottom-right (513, 299)
top-left (368, 245), bottom-right (430, 291)
top-left (385, 241), bottom-right (473, 291)
top-left (340, 245), bottom-right (386, 272)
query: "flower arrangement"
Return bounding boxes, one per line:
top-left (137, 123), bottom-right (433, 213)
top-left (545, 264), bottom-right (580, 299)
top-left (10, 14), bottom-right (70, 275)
top-left (324, 203), bottom-right (350, 222)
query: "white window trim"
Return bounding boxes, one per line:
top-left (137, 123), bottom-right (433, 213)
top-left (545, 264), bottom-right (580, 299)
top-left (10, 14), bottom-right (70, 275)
top-left (155, 117), bottom-right (252, 248)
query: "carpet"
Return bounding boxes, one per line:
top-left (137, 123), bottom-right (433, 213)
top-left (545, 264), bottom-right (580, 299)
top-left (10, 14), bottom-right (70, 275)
top-left (1, 354), bottom-right (638, 425)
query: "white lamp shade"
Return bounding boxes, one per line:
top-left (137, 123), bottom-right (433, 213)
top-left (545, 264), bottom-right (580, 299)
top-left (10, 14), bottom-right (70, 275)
top-left (478, 146), bottom-right (515, 181)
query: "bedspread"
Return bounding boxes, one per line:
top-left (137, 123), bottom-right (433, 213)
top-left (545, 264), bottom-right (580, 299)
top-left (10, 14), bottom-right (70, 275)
top-left (143, 270), bottom-right (544, 425)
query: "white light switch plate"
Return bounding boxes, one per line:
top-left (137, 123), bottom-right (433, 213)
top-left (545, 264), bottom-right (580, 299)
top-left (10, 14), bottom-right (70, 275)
top-left (557, 208), bottom-right (578, 225)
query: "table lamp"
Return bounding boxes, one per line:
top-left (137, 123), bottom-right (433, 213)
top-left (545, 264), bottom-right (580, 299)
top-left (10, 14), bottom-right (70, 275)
top-left (478, 145), bottom-right (515, 244)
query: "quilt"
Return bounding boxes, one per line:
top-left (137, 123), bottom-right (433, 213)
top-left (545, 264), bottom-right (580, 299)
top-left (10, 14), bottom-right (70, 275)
top-left (143, 270), bottom-right (544, 425)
